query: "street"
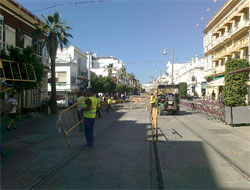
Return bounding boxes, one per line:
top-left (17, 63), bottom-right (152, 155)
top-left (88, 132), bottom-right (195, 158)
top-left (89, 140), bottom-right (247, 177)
top-left (1, 104), bottom-right (250, 189)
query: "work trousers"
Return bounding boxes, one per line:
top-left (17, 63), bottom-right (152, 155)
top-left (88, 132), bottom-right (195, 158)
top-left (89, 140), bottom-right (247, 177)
top-left (77, 110), bottom-right (83, 132)
top-left (107, 104), bottom-right (114, 112)
top-left (83, 117), bottom-right (95, 146)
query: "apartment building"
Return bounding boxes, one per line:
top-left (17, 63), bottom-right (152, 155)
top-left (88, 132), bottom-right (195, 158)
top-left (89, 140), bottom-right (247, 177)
top-left (203, 0), bottom-right (250, 100)
top-left (0, 0), bottom-right (49, 109)
top-left (48, 46), bottom-right (88, 107)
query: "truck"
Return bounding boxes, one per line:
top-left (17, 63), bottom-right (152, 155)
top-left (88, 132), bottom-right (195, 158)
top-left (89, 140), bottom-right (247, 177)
top-left (156, 84), bottom-right (180, 115)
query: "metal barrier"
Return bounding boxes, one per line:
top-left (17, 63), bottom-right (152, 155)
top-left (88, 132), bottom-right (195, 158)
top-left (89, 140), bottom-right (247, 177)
top-left (57, 103), bottom-right (83, 148)
top-left (0, 59), bottom-right (37, 82)
top-left (180, 99), bottom-right (225, 122)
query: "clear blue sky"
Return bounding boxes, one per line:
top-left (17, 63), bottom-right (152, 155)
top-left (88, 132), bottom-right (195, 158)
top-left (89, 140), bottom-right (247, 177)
top-left (17, 0), bottom-right (226, 83)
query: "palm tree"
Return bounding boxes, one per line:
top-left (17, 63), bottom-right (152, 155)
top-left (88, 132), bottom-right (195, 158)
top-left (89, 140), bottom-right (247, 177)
top-left (116, 67), bottom-right (127, 84)
top-left (106, 64), bottom-right (115, 77)
top-left (128, 73), bottom-right (135, 86)
top-left (34, 12), bottom-right (72, 113)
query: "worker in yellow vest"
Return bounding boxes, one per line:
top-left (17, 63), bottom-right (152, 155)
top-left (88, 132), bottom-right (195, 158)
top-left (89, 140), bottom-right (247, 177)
top-left (77, 91), bottom-right (86, 132)
top-left (150, 93), bottom-right (156, 108)
top-left (82, 88), bottom-right (97, 148)
top-left (107, 97), bottom-right (114, 112)
top-left (96, 94), bottom-right (102, 118)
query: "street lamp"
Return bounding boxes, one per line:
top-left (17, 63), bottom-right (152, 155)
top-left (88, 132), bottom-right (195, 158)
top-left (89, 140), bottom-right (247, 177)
top-left (163, 48), bottom-right (174, 84)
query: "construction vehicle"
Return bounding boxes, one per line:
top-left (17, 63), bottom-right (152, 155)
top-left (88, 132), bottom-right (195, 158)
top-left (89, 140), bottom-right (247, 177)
top-left (156, 84), bottom-right (180, 115)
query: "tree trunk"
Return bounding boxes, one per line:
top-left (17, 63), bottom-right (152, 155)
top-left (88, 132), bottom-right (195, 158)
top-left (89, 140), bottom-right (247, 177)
top-left (50, 57), bottom-right (57, 114)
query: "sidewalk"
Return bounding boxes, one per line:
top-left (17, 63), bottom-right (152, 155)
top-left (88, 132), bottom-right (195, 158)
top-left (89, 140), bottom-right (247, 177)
top-left (180, 107), bottom-right (250, 180)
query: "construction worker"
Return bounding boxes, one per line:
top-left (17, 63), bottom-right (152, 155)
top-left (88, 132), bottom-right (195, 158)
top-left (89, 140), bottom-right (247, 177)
top-left (96, 94), bottom-right (102, 118)
top-left (107, 97), bottom-right (114, 112)
top-left (82, 88), bottom-right (97, 148)
top-left (77, 91), bottom-right (86, 132)
top-left (150, 93), bottom-right (156, 108)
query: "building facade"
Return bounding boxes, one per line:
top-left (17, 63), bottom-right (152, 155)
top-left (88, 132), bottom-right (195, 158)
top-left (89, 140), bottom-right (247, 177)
top-left (163, 56), bottom-right (206, 97)
top-left (203, 0), bottom-right (250, 100)
top-left (48, 46), bottom-right (88, 107)
top-left (0, 0), bottom-right (49, 109)
top-left (87, 53), bottom-right (127, 84)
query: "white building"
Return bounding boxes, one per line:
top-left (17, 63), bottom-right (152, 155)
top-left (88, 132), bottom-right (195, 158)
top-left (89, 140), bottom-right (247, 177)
top-left (48, 46), bottom-right (88, 107)
top-left (87, 52), bottom-right (127, 84)
top-left (163, 55), bottom-right (206, 97)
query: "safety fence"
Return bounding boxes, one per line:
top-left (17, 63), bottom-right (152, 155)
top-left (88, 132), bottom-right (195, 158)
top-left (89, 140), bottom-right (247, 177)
top-left (56, 103), bottom-right (83, 148)
top-left (180, 99), bottom-right (225, 122)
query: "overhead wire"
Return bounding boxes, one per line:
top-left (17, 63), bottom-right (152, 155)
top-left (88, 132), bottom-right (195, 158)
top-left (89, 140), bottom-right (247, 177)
top-left (32, 0), bottom-right (106, 13)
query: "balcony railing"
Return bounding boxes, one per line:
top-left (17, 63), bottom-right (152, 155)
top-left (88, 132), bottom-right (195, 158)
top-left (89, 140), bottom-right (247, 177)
top-left (0, 41), bottom-right (49, 66)
top-left (205, 19), bottom-right (249, 52)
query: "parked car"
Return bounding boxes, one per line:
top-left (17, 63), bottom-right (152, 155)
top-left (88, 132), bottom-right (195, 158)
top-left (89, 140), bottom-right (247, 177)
top-left (57, 99), bottom-right (67, 107)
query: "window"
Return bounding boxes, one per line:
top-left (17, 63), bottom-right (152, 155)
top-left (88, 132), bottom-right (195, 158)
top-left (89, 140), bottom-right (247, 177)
top-left (0, 16), bottom-right (3, 46)
top-left (71, 73), bottom-right (76, 86)
top-left (5, 25), bottom-right (16, 47)
top-left (56, 72), bottom-right (67, 84)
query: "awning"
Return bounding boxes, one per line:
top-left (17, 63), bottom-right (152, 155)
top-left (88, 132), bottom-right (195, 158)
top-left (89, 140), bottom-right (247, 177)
top-left (77, 76), bottom-right (88, 82)
top-left (207, 77), bottom-right (224, 87)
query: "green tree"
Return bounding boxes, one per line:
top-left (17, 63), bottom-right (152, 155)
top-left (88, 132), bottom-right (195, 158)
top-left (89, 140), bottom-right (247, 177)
top-left (0, 46), bottom-right (45, 110)
top-left (224, 59), bottom-right (249, 106)
top-left (178, 82), bottom-right (187, 99)
top-left (116, 83), bottom-right (123, 93)
top-left (34, 12), bottom-right (72, 113)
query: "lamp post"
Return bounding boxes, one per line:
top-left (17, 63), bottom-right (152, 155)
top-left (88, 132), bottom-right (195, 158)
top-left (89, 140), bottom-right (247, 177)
top-left (163, 48), bottom-right (174, 84)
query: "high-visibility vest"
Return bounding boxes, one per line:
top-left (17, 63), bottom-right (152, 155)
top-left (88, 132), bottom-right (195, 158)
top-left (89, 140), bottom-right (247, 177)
top-left (83, 96), bottom-right (97, 118)
top-left (150, 95), bottom-right (156, 104)
top-left (108, 99), bottom-right (112, 105)
top-left (77, 96), bottom-right (86, 110)
top-left (96, 98), bottom-right (101, 108)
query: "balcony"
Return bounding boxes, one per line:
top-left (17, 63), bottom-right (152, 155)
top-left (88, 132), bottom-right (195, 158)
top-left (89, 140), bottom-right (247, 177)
top-left (204, 68), bottom-right (213, 77)
top-left (214, 65), bottom-right (225, 75)
top-left (231, 20), bottom-right (249, 37)
top-left (0, 41), bottom-right (49, 66)
top-left (207, 19), bottom-right (249, 52)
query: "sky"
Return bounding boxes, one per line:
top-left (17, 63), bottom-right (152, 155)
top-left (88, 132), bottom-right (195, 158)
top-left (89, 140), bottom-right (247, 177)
top-left (16, 0), bottom-right (226, 84)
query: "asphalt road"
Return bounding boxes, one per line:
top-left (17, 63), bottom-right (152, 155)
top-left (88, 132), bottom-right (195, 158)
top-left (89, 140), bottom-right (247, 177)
top-left (1, 104), bottom-right (250, 189)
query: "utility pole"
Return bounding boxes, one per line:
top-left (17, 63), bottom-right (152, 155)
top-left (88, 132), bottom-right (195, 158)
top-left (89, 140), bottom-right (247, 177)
top-left (163, 48), bottom-right (174, 85)
top-left (87, 52), bottom-right (91, 88)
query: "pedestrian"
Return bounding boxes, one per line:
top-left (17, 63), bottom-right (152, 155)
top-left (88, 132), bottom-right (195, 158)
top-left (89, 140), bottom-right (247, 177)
top-left (107, 97), bottom-right (114, 112)
top-left (69, 99), bottom-right (73, 107)
top-left (45, 97), bottom-right (49, 114)
top-left (6, 94), bottom-right (18, 131)
top-left (77, 91), bottom-right (86, 132)
top-left (212, 90), bottom-right (216, 100)
top-left (41, 98), bottom-right (45, 112)
top-left (219, 92), bottom-right (224, 103)
top-left (82, 88), bottom-right (97, 148)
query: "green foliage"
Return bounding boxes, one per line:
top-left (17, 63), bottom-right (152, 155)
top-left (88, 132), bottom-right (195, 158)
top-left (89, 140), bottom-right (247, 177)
top-left (0, 46), bottom-right (45, 91)
top-left (90, 73), bottom-right (137, 95)
top-left (224, 59), bottom-right (249, 107)
top-left (178, 82), bottom-right (187, 99)
top-left (90, 73), bottom-right (116, 94)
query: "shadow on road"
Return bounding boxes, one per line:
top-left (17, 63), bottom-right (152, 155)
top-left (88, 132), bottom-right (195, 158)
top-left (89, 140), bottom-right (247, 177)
top-left (157, 140), bottom-right (218, 189)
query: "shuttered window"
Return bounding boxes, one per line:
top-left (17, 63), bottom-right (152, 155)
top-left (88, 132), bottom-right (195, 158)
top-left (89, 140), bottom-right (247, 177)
top-left (56, 72), bottom-right (67, 83)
